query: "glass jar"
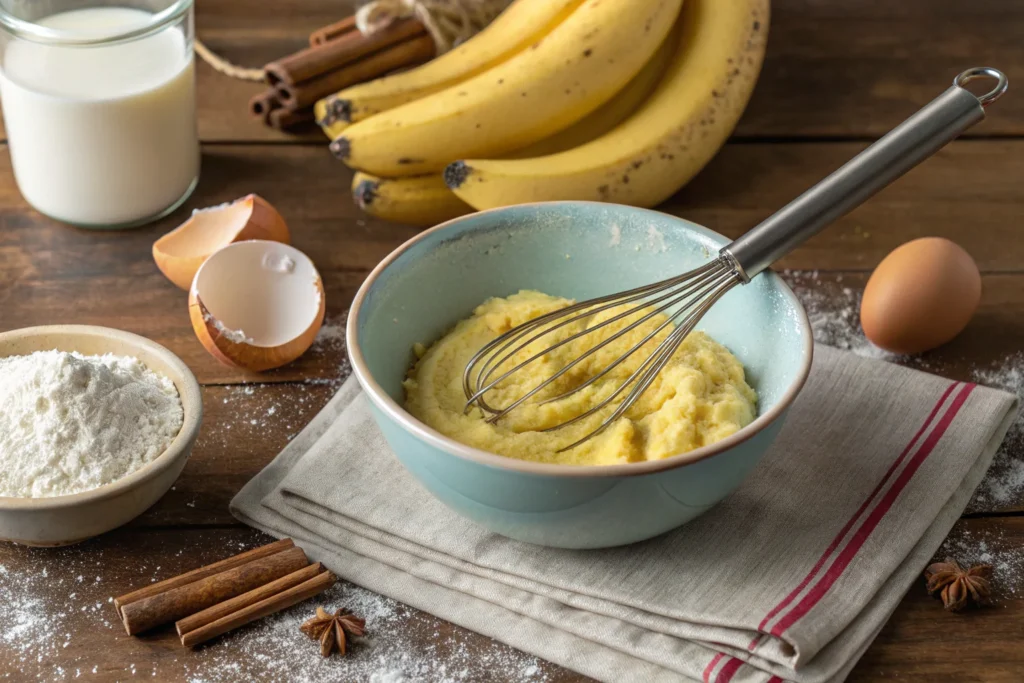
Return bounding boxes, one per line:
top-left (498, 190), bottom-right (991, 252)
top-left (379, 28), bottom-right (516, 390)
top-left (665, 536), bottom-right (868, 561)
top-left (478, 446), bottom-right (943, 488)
top-left (0, 0), bottom-right (198, 228)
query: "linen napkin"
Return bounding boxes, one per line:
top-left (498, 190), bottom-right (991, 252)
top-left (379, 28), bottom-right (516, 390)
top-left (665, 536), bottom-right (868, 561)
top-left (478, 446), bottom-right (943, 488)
top-left (231, 344), bottom-right (1017, 683)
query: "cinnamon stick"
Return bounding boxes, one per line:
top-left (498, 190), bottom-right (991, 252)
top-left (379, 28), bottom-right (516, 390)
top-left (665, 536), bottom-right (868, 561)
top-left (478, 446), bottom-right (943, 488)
top-left (276, 34), bottom-right (435, 110)
top-left (265, 17), bottom-right (427, 86)
top-left (180, 570), bottom-right (337, 648)
top-left (119, 545), bottom-right (308, 635)
top-left (268, 107), bottom-right (315, 130)
top-left (249, 89), bottom-right (281, 125)
top-left (114, 538), bottom-right (294, 620)
top-left (309, 15), bottom-right (358, 47)
top-left (175, 563), bottom-right (324, 637)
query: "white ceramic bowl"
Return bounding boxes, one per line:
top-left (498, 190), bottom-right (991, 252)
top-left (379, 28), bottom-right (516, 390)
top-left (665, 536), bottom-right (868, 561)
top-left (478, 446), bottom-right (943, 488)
top-left (0, 325), bottom-right (202, 546)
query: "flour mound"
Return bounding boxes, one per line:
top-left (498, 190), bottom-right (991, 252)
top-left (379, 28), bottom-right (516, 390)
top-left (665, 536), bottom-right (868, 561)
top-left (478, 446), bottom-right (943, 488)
top-left (0, 351), bottom-right (183, 498)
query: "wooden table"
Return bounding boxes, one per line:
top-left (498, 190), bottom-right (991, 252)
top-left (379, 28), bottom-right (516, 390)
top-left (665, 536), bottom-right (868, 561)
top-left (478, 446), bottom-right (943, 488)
top-left (2, 1), bottom-right (1022, 680)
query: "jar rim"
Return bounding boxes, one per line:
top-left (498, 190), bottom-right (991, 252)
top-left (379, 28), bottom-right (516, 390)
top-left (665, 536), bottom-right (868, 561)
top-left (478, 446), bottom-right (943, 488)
top-left (0, 0), bottom-right (193, 46)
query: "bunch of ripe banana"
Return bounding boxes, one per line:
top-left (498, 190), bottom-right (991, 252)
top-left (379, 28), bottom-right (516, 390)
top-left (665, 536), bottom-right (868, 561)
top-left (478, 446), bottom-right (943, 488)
top-left (317, 0), bottom-right (768, 226)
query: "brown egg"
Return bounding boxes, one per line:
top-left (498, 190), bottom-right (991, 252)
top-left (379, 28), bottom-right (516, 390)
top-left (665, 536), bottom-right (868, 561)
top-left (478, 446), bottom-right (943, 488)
top-left (860, 237), bottom-right (981, 355)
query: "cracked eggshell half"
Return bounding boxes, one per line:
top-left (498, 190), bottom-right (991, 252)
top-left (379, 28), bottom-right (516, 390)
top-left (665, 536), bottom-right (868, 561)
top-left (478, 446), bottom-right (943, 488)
top-left (188, 240), bottom-right (326, 371)
top-left (154, 194), bottom-right (290, 290)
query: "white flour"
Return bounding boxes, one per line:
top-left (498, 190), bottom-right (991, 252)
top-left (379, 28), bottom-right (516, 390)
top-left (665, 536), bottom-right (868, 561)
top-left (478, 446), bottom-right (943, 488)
top-left (0, 350), bottom-right (183, 498)
top-left (781, 271), bottom-right (1023, 511)
top-left (0, 538), bottom-right (549, 682)
top-left (937, 525), bottom-right (1024, 599)
top-left (783, 270), bottom-right (897, 361)
top-left (969, 354), bottom-right (1024, 508)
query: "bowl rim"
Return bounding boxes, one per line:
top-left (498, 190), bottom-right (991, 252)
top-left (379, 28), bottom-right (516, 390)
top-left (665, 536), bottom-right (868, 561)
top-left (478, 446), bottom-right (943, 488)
top-left (0, 325), bottom-right (203, 508)
top-left (348, 201), bottom-right (813, 478)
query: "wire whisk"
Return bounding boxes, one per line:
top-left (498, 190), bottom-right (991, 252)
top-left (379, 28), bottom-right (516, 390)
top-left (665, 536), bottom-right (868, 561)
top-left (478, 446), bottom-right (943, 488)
top-left (463, 67), bottom-right (1007, 450)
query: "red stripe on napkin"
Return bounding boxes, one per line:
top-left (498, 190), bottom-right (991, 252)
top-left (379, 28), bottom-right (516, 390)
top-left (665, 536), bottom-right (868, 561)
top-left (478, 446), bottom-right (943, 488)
top-left (755, 382), bottom-right (958, 634)
top-left (716, 657), bottom-right (744, 683)
top-left (703, 652), bottom-right (726, 683)
top-left (768, 382), bottom-right (975, 636)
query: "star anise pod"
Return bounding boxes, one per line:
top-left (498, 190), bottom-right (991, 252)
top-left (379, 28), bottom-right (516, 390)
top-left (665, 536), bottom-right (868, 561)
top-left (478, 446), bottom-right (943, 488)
top-left (924, 557), bottom-right (993, 612)
top-left (300, 606), bottom-right (366, 657)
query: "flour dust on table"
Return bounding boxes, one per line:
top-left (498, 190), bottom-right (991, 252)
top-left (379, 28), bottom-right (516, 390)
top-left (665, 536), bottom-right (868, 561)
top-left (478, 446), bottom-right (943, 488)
top-left (784, 270), bottom-right (1024, 513)
top-left (0, 535), bottom-right (549, 682)
top-left (175, 583), bottom-right (549, 683)
top-left (783, 270), bottom-right (898, 361)
top-left (969, 354), bottom-right (1024, 509)
top-left (937, 524), bottom-right (1024, 599)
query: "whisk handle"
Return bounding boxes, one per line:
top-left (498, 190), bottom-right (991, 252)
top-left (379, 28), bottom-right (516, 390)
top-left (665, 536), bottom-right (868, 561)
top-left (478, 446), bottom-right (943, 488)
top-left (722, 67), bottom-right (1008, 281)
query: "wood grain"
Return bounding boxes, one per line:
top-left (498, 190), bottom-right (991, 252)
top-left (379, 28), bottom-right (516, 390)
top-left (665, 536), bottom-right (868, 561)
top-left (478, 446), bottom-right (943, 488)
top-left (1, 0), bottom-right (1022, 678)
top-left (0, 519), bottom-right (1020, 681)
top-left (1, 140), bottom-right (1023, 386)
top-left (0, 527), bottom-right (580, 682)
top-left (739, 0), bottom-right (1024, 138)
top-left (1, 0), bottom-right (1018, 143)
top-left (189, 0), bottom-right (1024, 141)
top-left (132, 383), bottom-right (338, 526)
top-left (849, 517), bottom-right (1024, 682)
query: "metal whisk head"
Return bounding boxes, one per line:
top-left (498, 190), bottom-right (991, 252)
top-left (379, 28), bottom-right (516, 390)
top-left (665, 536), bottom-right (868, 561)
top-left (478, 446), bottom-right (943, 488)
top-left (462, 255), bottom-right (743, 451)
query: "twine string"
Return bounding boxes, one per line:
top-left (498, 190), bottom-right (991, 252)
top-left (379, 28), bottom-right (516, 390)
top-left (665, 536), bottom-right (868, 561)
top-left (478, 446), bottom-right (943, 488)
top-left (355, 0), bottom-right (511, 55)
top-left (194, 0), bottom-right (512, 82)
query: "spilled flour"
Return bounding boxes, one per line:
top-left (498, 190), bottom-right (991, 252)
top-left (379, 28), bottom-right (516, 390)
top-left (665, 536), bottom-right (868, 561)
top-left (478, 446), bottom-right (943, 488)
top-left (782, 271), bottom-right (897, 361)
top-left (937, 524), bottom-right (1024, 599)
top-left (3, 275), bottom-right (1019, 680)
top-left (783, 270), bottom-right (1023, 513)
top-left (307, 313), bottom-right (351, 391)
top-left (180, 583), bottom-right (548, 683)
top-left (0, 538), bottom-right (549, 682)
top-left (969, 354), bottom-right (1024, 508)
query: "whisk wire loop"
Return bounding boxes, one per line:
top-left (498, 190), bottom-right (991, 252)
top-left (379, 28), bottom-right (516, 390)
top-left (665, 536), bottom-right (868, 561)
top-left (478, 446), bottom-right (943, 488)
top-left (536, 266), bottom-right (739, 407)
top-left (549, 276), bottom-right (740, 452)
top-left (462, 257), bottom-right (740, 446)
top-left (466, 263), bottom-right (732, 420)
top-left (461, 260), bottom-right (725, 412)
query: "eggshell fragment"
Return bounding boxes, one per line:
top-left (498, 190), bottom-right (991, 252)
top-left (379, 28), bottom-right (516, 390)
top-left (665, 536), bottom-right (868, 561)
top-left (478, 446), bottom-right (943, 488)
top-left (189, 240), bottom-right (326, 372)
top-left (860, 237), bottom-right (981, 355)
top-left (154, 194), bottom-right (290, 290)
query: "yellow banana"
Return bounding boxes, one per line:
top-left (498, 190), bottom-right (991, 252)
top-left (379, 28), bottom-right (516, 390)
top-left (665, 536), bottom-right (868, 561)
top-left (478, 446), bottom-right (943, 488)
top-left (332, 0), bottom-right (684, 177)
top-left (445, 0), bottom-right (769, 209)
top-left (352, 172), bottom-right (473, 226)
top-left (316, 0), bottom-right (585, 140)
top-left (507, 22), bottom-right (677, 159)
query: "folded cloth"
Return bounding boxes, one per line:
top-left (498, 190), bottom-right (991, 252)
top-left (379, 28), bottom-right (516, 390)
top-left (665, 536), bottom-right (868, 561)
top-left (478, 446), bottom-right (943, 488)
top-left (231, 345), bottom-right (1017, 683)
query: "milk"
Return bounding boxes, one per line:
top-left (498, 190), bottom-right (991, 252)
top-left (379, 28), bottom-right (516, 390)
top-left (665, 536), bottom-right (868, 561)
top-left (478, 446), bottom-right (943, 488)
top-left (0, 7), bottom-right (199, 226)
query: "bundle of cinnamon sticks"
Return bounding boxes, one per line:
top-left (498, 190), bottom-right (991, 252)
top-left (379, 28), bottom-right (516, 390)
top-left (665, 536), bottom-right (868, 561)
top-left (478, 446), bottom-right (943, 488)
top-left (114, 539), bottom-right (335, 647)
top-left (251, 16), bottom-right (436, 131)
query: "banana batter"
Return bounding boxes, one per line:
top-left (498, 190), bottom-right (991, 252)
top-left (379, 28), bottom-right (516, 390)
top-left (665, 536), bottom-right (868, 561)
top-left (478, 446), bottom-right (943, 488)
top-left (404, 291), bottom-right (757, 466)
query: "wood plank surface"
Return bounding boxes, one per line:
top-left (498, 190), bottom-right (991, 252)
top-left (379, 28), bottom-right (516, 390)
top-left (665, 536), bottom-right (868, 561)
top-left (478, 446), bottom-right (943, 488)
top-left (182, 0), bottom-right (1024, 141)
top-left (0, 527), bottom-right (578, 682)
top-left (132, 384), bottom-right (338, 527)
top-left (2, 140), bottom-right (1020, 285)
top-left (1, 518), bottom-right (1020, 681)
top-left (2, 0), bottom-right (1023, 679)
top-left (741, 0), bottom-right (1024, 138)
top-left (75, 273), bottom-right (1022, 532)
top-left (1, 139), bottom-right (1022, 387)
top-left (849, 517), bottom-right (1024, 683)
top-left (2, 0), bottom-right (1020, 142)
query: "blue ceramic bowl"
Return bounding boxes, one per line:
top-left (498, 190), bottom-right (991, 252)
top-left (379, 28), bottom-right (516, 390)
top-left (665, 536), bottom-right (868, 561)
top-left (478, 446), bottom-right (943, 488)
top-left (347, 202), bottom-right (812, 548)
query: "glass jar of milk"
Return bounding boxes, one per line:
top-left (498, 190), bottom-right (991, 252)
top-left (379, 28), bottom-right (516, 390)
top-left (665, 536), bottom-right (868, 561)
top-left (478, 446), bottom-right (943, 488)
top-left (0, 0), bottom-right (198, 228)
